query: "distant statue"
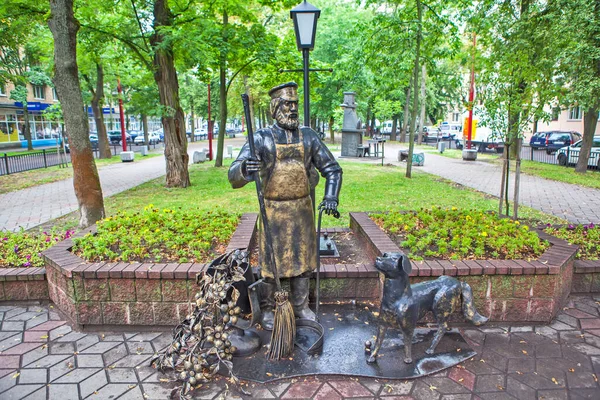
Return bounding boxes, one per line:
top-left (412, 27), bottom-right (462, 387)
top-left (228, 82), bottom-right (343, 330)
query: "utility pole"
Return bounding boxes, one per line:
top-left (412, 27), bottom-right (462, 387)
top-left (208, 83), bottom-right (213, 161)
top-left (117, 77), bottom-right (127, 152)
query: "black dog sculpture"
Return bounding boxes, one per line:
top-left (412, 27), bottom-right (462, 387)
top-left (367, 252), bottom-right (488, 364)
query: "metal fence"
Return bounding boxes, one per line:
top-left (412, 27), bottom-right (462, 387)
top-left (1, 142), bottom-right (162, 176)
top-left (1, 149), bottom-right (70, 176)
top-left (522, 146), bottom-right (600, 171)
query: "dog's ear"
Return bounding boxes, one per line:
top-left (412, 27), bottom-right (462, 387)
top-left (396, 254), bottom-right (412, 275)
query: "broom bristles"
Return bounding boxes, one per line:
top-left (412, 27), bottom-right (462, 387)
top-left (267, 291), bottom-right (296, 360)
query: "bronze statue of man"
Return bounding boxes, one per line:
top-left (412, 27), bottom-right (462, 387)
top-left (228, 82), bottom-right (342, 329)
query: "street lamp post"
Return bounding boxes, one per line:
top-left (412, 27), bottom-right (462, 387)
top-left (290, 1), bottom-right (320, 128)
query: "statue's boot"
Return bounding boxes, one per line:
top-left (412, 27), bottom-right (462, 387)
top-left (259, 280), bottom-right (276, 330)
top-left (290, 277), bottom-right (316, 320)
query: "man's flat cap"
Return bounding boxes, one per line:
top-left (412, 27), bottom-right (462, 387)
top-left (268, 82), bottom-right (298, 100)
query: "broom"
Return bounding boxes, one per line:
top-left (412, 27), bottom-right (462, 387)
top-left (241, 94), bottom-right (295, 360)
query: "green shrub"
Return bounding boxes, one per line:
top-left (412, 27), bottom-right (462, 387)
top-left (1, 229), bottom-right (75, 268)
top-left (544, 223), bottom-right (599, 260)
top-left (72, 205), bottom-right (240, 263)
top-left (371, 207), bottom-right (548, 261)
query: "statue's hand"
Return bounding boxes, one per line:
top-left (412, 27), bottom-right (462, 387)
top-left (319, 199), bottom-right (340, 218)
top-left (242, 158), bottom-right (262, 177)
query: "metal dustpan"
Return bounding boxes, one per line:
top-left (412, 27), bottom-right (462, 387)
top-left (294, 207), bottom-right (338, 355)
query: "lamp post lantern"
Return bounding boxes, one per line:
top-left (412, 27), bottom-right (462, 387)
top-left (290, 1), bottom-right (320, 128)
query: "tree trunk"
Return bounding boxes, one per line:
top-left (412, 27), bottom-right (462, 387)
top-left (391, 116), bottom-right (398, 141)
top-left (329, 116), bottom-right (334, 143)
top-left (513, 138), bottom-right (522, 220)
top-left (93, 63), bottom-right (111, 158)
top-left (48, 0), bottom-right (105, 228)
top-left (406, 0), bottom-right (422, 179)
top-left (575, 104), bottom-right (600, 173)
top-left (142, 114), bottom-right (149, 144)
top-left (401, 85), bottom-right (411, 143)
top-left (370, 113), bottom-right (376, 137)
top-left (365, 106), bottom-right (371, 136)
top-left (190, 97), bottom-right (195, 143)
top-left (215, 8), bottom-right (228, 168)
top-left (22, 105), bottom-right (33, 150)
top-left (418, 64), bottom-right (426, 145)
top-left (151, 0), bottom-right (190, 187)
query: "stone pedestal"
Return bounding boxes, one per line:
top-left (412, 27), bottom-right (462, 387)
top-left (120, 151), bottom-right (135, 162)
top-left (462, 149), bottom-right (478, 161)
top-left (340, 92), bottom-right (365, 157)
top-left (342, 130), bottom-right (363, 157)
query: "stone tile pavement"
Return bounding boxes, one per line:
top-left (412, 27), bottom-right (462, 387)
top-left (1, 295), bottom-right (600, 399)
top-left (336, 143), bottom-right (600, 224)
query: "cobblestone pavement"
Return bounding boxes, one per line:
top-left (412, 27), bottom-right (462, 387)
top-left (336, 143), bottom-right (600, 224)
top-left (0, 140), bottom-right (240, 233)
top-left (1, 295), bottom-right (600, 399)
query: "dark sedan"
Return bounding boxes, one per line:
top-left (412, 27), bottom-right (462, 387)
top-left (545, 131), bottom-right (581, 154)
top-left (529, 132), bottom-right (551, 149)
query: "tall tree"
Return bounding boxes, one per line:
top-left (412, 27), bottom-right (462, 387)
top-left (151, 0), bottom-right (190, 186)
top-left (48, 0), bottom-right (105, 227)
top-left (553, 0), bottom-right (600, 173)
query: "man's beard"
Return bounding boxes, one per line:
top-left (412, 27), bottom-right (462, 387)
top-left (276, 110), bottom-right (299, 130)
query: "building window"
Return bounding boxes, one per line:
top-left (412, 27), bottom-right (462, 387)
top-left (569, 106), bottom-right (582, 120)
top-left (452, 112), bottom-right (460, 122)
top-left (0, 83), bottom-right (6, 96)
top-left (33, 85), bottom-right (45, 100)
top-left (551, 107), bottom-right (560, 121)
top-left (52, 88), bottom-right (58, 101)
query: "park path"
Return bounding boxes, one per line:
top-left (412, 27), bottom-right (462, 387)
top-left (0, 140), bottom-right (236, 233)
top-left (338, 142), bottom-right (600, 224)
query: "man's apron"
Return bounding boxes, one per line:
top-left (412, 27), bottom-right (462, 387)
top-left (259, 132), bottom-right (316, 279)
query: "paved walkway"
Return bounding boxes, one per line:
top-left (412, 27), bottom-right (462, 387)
top-left (0, 295), bottom-right (599, 399)
top-left (0, 140), bottom-right (239, 233)
top-left (337, 142), bottom-right (600, 224)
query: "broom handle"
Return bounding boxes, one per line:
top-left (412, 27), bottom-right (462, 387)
top-left (242, 94), bottom-right (282, 291)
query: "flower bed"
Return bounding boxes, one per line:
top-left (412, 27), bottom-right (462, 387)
top-left (1, 228), bottom-right (75, 268)
top-left (544, 223), bottom-right (599, 260)
top-left (546, 223), bottom-right (600, 293)
top-left (350, 212), bottom-right (577, 323)
top-left (371, 208), bottom-right (548, 260)
top-left (72, 206), bottom-right (240, 263)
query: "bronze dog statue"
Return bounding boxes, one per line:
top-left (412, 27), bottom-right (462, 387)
top-left (367, 252), bottom-right (488, 364)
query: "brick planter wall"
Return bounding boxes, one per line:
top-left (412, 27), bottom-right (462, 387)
top-left (571, 260), bottom-right (600, 293)
top-left (38, 210), bottom-right (579, 327)
top-left (0, 268), bottom-right (48, 301)
top-left (41, 214), bottom-right (259, 329)
top-left (350, 212), bottom-right (578, 323)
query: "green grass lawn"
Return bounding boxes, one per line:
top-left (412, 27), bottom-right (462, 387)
top-left (0, 152), bottom-right (162, 194)
top-left (518, 160), bottom-right (600, 189)
top-left (81, 158), bottom-right (562, 231)
top-left (414, 145), bottom-right (500, 162)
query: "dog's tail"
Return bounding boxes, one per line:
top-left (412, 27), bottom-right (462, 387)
top-left (460, 282), bottom-right (488, 326)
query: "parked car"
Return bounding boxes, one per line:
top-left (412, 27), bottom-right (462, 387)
top-left (107, 130), bottom-right (130, 144)
top-left (127, 130), bottom-right (142, 142)
top-left (134, 132), bottom-right (161, 145)
top-left (193, 128), bottom-right (208, 140)
top-left (529, 132), bottom-right (551, 149)
top-left (545, 131), bottom-right (581, 154)
top-left (556, 136), bottom-right (600, 168)
top-left (152, 129), bottom-right (164, 141)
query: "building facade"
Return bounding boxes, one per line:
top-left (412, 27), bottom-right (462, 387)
top-left (0, 81), bottom-right (62, 146)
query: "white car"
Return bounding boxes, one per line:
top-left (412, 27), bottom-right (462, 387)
top-left (556, 136), bottom-right (600, 168)
top-left (134, 132), bottom-right (161, 145)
